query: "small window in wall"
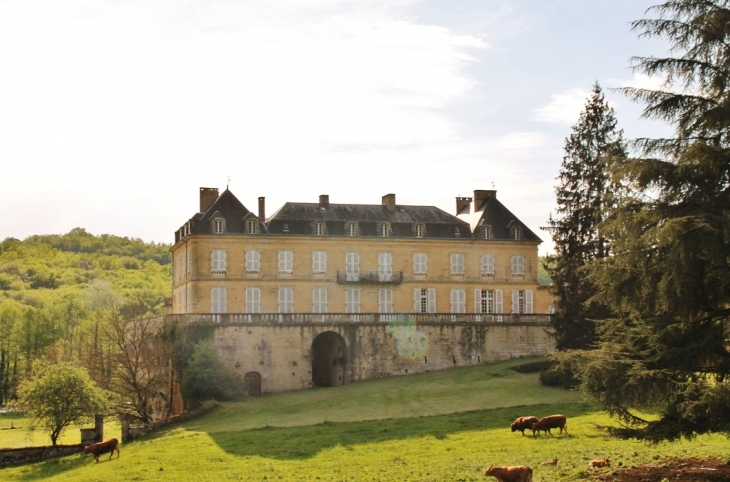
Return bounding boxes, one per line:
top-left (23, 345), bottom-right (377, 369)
top-left (312, 251), bottom-right (327, 274)
top-left (378, 253), bottom-right (392, 282)
top-left (450, 289), bottom-right (465, 313)
top-left (483, 225), bottom-right (492, 239)
top-left (246, 250), bottom-right (261, 273)
top-left (346, 222), bottom-right (357, 236)
top-left (450, 254), bottom-right (465, 275)
top-left (246, 287), bottom-right (261, 313)
top-left (474, 289), bottom-right (503, 316)
top-left (279, 287), bottom-right (293, 313)
top-left (211, 287), bottom-right (226, 313)
top-left (511, 255), bottom-right (525, 275)
top-left (247, 219), bottom-right (258, 234)
top-left (511, 290), bottom-right (533, 314)
top-left (413, 253), bottom-right (427, 278)
top-left (511, 226), bottom-right (521, 240)
top-left (413, 288), bottom-right (436, 313)
top-left (313, 288), bottom-right (327, 313)
top-left (279, 251), bottom-right (293, 276)
top-left (415, 224), bottom-right (425, 238)
top-left (346, 289), bottom-right (360, 313)
top-left (345, 252), bottom-right (359, 281)
top-left (213, 218), bottom-right (225, 234)
top-left (379, 223), bottom-right (390, 237)
top-left (481, 255), bottom-right (495, 280)
top-left (379, 289), bottom-right (393, 313)
top-left (314, 222), bottom-right (324, 235)
top-left (211, 249), bottom-right (227, 276)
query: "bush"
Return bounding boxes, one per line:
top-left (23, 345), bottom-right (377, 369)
top-left (539, 357), bottom-right (580, 390)
top-left (181, 341), bottom-right (243, 409)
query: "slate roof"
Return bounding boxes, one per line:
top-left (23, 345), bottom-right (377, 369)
top-left (456, 196), bottom-right (541, 242)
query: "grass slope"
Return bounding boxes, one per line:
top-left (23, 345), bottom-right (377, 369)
top-left (1, 358), bottom-right (727, 481)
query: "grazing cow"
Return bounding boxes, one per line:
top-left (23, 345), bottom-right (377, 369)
top-left (531, 414), bottom-right (568, 436)
top-left (84, 438), bottom-right (120, 462)
top-left (484, 465), bottom-right (533, 482)
top-left (589, 458), bottom-right (611, 469)
top-left (540, 458), bottom-right (558, 466)
top-left (510, 416), bottom-right (538, 435)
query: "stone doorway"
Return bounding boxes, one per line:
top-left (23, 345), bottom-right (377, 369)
top-left (311, 331), bottom-right (347, 387)
top-left (243, 371), bottom-right (262, 396)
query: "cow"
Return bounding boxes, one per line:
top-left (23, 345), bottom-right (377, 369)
top-left (510, 416), bottom-right (538, 435)
top-left (540, 458), bottom-right (558, 466)
top-left (531, 414), bottom-right (568, 436)
top-left (484, 465), bottom-right (533, 482)
top-left (84, 438), bottom-right (120, 462)
top-left (589, 458), bottom-right (611, 469)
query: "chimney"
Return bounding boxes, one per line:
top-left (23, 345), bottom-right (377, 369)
top-left (473, 189), bottom-right (496, 209)
top-left (455, 197), bottom-right (472, 215)
top-left (319, 194), bottom-right (329, 208)
top-left (258, 197), bottom-right (266, 221)
top-left (199, 187), bottom-right (219, 213)
top-left (382, 193), bottom-right (396, 212)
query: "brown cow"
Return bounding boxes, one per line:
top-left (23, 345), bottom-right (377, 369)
top-left (84, 438), bottom-right (120, 462)
top-left (540, 458), bottom-right (558, 466)
top-left (510, 416), bottom-right (538, 435)
top-left (589, 458), bottom-right (611, 468)
top-left (484, 465), bottom-right (533, 482)
top-left (531, 414), bottom-right (568, 436)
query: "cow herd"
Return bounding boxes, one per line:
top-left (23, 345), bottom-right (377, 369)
top-left (483, 414), bottom-right (612, 481)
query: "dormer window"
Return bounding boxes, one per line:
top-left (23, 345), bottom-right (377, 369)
top-left (213, 218), bottom-right (225, 234)
top-left (247, 219), bottom-right (258, 234)
top-left (283, 223), bottom-right (289, 233)
top-left (415, 224), bottom-right (425, 238)
top-left (455, 227), bottom-right (460, 237)
top-left (511, 226), bottom-right (521, 240)
top-left (314, 222), bottom-right (324, 235)
top-left (483, 225), bottom-right (492, 239)
top-left (346, 222), bottom-right (357, 236)
top-left (380, 223), bottom-right (390, 237)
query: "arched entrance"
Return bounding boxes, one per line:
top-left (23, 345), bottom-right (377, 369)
top-left (243, 371), bottom-right (262, 396)
top-left (312, 331), bottom-right (347, 387)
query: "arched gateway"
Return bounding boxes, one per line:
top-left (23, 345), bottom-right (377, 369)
top-left (311, 331), bottom-right (347, 387)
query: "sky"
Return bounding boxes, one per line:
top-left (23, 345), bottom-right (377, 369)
top-left (0, 0), bottom-right (674, 254)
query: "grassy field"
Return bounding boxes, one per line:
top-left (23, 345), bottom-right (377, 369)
top-left (1, 358), bottom-right (727, 481)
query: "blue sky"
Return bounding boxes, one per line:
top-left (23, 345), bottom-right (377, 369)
top-left (0, 1), bottom-right (672, 253)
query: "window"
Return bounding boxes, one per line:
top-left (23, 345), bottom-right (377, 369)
top-left (511, 255), bottom-right (525, 274)
top-left (211, 287), bottom-right (226, 313)
top-left (278, 287), bottom-right (293, 313)
top-left (313, 288), bottom-right (327, 313)
top-left (455, 227), bottom-right (460, 237)
top-left (415, 224), bottom-right (424, 238)
top-left (413, 253), bottom-right (427, 277)
top-left (247, 219), bottom-right (258, 234)
top-left (345, 252), bottom-right (359, 281)
top-left (379, 289), bottom-right (393, 313)
top-left (378, 253), bottom-right (392, 281)
top-left (346, 222), bottom-right (357, 236)
top-left (246, 250), bottom-right (261, 273)
top-left (413, 288), bottom-right (436, 313)
top-left (474, 289), bottom-right (503, 315)
top-left (312, 251), bottom-right (327, 274)
top-left (511, 226), bottom-right (521, 240)
top-left (511, 290), bottom-right (533, 314)
top-left (379, 223), bottom-right (389, 237)
top-left (483, 225), bottom-right (492, 239)
top-left (481, 255), bottom-right (495, 280)
top-left (346, 289), bottom-right (360, 313)
top-left (246, 287), bottom-right (260, 313)
top-left (450, 289), bottom-right (465, 313)
top-left (213, 218), bottom-right (225, 234)
top-left (283, 223), bottom-right (289, 233)
top-left (450, 254), bottom-right (465, 275)
top-left (279, 251), bottom-right (293, 273)
top-left (314, 222), bottom-right (324, 235)
top-left (211, 249), bottom-right (226, 276)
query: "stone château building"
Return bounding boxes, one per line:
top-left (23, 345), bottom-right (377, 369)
top-left (168, 187), bottom-right (553, 395)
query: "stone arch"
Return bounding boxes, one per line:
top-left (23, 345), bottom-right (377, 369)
top-left (312, 331), bottom-right (347, 387)
top-left (243, 371), bottom-right (262, 396)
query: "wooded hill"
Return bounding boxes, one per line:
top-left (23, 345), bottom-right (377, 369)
top-left (0, 228), bottom-right (172, 406)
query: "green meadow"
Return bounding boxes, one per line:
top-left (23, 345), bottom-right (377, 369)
top-left (1, 358), bottom-right (727, 481)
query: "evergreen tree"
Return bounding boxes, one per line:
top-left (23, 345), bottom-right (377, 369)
top-left (565, 0), bottom-right (730, 441)
top-left (544, 83), bottom-right (626, 350)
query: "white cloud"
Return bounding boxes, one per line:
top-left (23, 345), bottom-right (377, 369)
top-left (531, 87), bottom-right (592, 125)
top-left (605, 72), bottom-right (667, 91)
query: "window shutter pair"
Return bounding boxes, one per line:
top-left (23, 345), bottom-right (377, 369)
top-left (474, 289), bottom-right (503, 313)
top-left (413, 289), bottom-right (436, 313)
top-left (450, 290), bottom-right (465, 313)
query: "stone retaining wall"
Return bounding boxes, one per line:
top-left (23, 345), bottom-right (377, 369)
top-left (0, 444), bottom-right (83, 467)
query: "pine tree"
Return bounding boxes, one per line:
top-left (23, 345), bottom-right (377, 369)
top-left (544, 83), bottom-right (626, 350)
top-left (567, 0), bottom-right (730, 441)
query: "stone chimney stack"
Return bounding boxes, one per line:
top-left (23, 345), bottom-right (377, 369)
top-left (473, 189), bottom-right (496, 209)
top-left (382, 193), bottom-right (396, 212)
top-left (258, 197), bottom-right (266, 221)
top-left (455, 196), bottom-right (472, 215)
top-left (199, 187), bottom-right (219, 213)
top-left (319, 195), bottom-right (329, 208)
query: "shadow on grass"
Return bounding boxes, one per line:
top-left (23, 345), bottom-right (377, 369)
top-left (206, 402), bottom-right (595, 460)
top-left (6, 452), bottom-right (92, 481)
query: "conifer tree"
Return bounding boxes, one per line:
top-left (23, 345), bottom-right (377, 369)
top-left (563, 0), bottom-right (730, 441)
top-left (544, 83), bottom-right (626, 350)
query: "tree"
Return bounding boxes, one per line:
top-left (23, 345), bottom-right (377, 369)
top-left (181, 340), bottom-right (242, 409)
top-left (544, 83), bottom-right (626, 350)
top-left (565, 0), bottom-right (730, 441)
top-left (17, 363), bottom-right (113, 445)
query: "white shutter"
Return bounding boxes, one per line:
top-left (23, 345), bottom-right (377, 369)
top-left (474, 289), bottom-right (482, 313)
top-left (427, 288), bottom-right (436, 313)
top-left (414, 289), bottom-right (421, 312)
top-left (487, 255), bottom-right (495, 274)
top-left (512, 290), bottom-right (519, 313)
top-left (495, 289), bottom-right (503, 313)
top-left (526, 290), bottom-right (533, 314)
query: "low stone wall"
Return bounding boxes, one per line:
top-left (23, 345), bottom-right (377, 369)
top-left (0, 444), bottom-right (83, 467)
top-left (122, 402), bottom-right (220, 443)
